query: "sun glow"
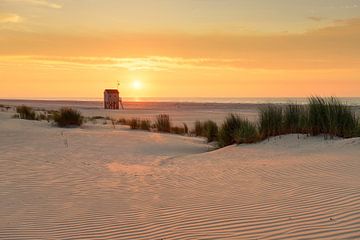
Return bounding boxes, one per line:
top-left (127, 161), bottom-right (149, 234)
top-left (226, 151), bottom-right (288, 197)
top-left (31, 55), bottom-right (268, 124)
top-left (131, 80), bottom-right (142, 90)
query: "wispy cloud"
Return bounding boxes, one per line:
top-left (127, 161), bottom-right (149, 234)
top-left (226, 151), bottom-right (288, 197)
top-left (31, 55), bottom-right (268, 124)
top-left (8, 0), bottom-right (62, 9)
top-left (0, 13), bottom-right (22, 23)
top-left (1, 55), bottom-right (358, 72)
top-left (0, 18), bottom-right (359, 71)
top-left (308, 16), bottom-right (324, 22)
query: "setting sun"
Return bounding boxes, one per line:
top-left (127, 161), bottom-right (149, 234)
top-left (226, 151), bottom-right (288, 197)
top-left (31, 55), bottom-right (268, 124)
top-left (131, 80), bottom-right (143, 90)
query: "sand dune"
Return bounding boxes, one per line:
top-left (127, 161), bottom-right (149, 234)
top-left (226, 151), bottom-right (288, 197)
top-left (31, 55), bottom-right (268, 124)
top-left (0, 111), bottom-right (360, 239)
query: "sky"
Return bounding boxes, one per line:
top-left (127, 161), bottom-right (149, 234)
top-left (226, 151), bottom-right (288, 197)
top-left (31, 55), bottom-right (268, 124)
top-left (0, 0), bottom-right (360, 99)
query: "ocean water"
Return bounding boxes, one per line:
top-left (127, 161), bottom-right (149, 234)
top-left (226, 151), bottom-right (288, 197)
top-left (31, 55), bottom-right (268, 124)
top-left (122, 97), bottom-right (360, 105)
top-left (2, 97), bottom-right (360, 106)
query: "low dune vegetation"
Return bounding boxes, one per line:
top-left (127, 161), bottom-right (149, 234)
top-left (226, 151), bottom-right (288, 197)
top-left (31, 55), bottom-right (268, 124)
top-left (155, 114), bottom-right (171, 133)
top-left (218, 114), bottom-right (258, 147)
top-left (16, 106), bottom-right (36, 120)
top-left (128, 118), bottom-right (151, 131)
top-left (194, 120), bottom-right (218, 142)
top-left (199, 97), bottom-right (360, 147)
top-left (53, 108), bottom-right (83, 127)
top-left (9, 97), bottom-right (359, 147)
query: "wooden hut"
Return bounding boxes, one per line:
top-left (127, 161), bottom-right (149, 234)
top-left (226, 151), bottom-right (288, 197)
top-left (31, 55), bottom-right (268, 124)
top-left (104, 89), bottom-right (123, 109)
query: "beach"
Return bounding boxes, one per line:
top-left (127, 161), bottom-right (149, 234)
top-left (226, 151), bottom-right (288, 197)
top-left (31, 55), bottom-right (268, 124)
top-left (0, 100), bottom-right (359, 239)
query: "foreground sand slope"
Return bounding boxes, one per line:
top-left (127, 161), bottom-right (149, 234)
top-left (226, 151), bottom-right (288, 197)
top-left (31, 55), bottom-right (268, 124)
top-left (0, 112), bottom-right (359, 239)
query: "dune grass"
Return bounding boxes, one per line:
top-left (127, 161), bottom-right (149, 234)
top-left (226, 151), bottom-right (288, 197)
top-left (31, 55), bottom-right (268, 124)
top-left (26, 96), bottom-right (357, 146)
top-left (194, 120), bottom-right (203, 136)
top-left (308, 97), bottom-right (358, 138)
top-left (193, 120), bottom-right (218, 142)
top-left (129, 118), bottom-right (140, 129)
top-left (183, 123), bottom-right (189, 135)
top-left (257, 97), bottom-right (359, 140)
top-left (155, 114), bottom-right (171, 133)
top-left (53, 108), bottom-right (83, 127)
top-left (203, 120), bottom-right (219, 142)
top-left (140, 119), bottom-right (151, 131)
top-left (258, 105), bottom-right (283, 139)
top-left (218, 114), bottom-right (259, 147)
top-left (233, 120), bottom-right (258, 144)
top-left (16, 106), bottom-right (36, 120)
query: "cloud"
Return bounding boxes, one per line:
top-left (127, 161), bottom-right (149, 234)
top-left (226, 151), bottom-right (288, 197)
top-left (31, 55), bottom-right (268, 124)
top-left (0, 18), bottom-right (359, 70)
top-left (0, 13), bottom-right (22, 23)
top-left (308, 16), bottom-right (324, 22)
top-left (8, 0), bottom-right (62, 9)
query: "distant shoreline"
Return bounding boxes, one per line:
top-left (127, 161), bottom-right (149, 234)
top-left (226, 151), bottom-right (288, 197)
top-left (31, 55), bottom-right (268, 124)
top-left (1, 97), bottom-right (360, 106)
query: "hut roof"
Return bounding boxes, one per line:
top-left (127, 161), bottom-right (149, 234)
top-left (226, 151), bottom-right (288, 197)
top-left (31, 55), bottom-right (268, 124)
top-left (104, 89), bottom-right (119, 93)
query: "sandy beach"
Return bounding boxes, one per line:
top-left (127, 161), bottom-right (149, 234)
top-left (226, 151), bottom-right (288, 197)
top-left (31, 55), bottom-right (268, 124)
top-left (0, 101), bottom-right (359, 239)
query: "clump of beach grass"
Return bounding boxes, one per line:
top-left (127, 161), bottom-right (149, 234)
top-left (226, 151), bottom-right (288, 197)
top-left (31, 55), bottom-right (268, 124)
top-left (127, 118), bottom-right (151, 131)
top-left (193, 120), bottom-right (218, 142)
top-left (16, 105), bottom-right (36, 120)
top-left (259, 105), bottom-right (283, 139)
top-left (155, 114), bottom-right (171, 133)
top-left (308, 97), bottom-right (358, 138)
top-left (218, 114), bottom-right (258, 147)
top-left (233, 120), bottom-right (258, 144)
top-left (53, 108), bottom-right (83, 127)
top-left (283, 104), bottom-right (306, 134)
top-left (129, 118), bottom-right (140, 129)
top-left (170, 126), bottom-right (186, 135)
top-left (183, 123), bottom-right (189, 135)
top-left (194, 120), bottom-right (203, 136)
top-left (140, 119), bottom-right (151, 131)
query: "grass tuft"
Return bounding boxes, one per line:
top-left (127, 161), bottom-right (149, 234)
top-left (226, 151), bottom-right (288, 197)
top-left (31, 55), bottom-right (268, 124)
top-left (53, 108), bottom-right (83, 127)
top-left (193, 120), bottom-right (218, 142)
top-left (259, 105), bottom-right (283, 139)
top-left (218, 114), bottom-right (257, 147)
top-left (140, 119), bottom-right (151, 131)
top-left (155, 114), bottom-right (171, 133)
top-left (308, 97), bottom-right (358, 138)
top-left (16, 105), bottom-right (36, 120)
top-left (129, 118), bottom-right (140, 129)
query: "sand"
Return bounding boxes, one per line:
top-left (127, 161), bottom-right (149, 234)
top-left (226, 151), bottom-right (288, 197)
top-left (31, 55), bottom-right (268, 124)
top-left (0, 103), bottom-right (360, 239)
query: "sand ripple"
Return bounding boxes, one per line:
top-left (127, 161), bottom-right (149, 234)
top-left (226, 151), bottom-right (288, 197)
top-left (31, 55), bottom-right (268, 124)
top-left (0, 116), bottom-right (359, 239)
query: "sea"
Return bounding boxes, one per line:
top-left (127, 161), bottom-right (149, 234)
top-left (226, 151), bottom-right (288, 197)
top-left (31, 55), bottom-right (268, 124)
top-left (3, 97), bottom-right (360, 106)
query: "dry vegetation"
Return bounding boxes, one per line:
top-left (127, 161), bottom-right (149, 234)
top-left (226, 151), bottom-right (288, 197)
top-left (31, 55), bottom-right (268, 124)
top-left (9, 97), bottom-right (360, 147)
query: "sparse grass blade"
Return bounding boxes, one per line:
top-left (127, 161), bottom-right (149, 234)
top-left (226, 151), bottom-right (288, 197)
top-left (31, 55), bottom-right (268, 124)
top-left (259, 105), bottom-right (283, 139)
top-left (156, 114), bottom-right (171, 133)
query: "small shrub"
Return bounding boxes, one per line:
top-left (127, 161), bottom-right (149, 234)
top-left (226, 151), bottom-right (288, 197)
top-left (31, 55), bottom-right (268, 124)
top-left (46, 110), bottom-right (59, 121)
top-left (356, 121), bottom-right (360, 137)
top-left (140, 120), bottom-right (151, 131)
top-left (259, 105), bottom-right (283, 139)
top-left (308, 97), bottom-right (358, 138)
top-left (283, 104), bottom-right (303, 133)
top-left (155, 114), bottom-right (171, 133)
top-left (129, 118), bottom-right (140, 129)
top-left (194, 120), bottom-right (203, 136)
top-left (53, 108), bottom-right (83, 127)
top-left (203, 120), bottom-right (218, 142)
top-left (183, 123), bottom-right (189, 135)
top-left (36, 113), bottom-right (48, 121)
top-left (171, 126), bottom-right (186, 135)
top-left (218, 114), bottom-right (252, 147)
top-left (234, 120), bottom-right (258, 144)
top-left (16, 105), bottom-right (36, 120)
top-left (117, 118), bottom-right (130, 125)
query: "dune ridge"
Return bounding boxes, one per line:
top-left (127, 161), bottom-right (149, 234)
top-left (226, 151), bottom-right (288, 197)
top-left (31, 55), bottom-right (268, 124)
top-left (0, 111), bottom-right (359, 239)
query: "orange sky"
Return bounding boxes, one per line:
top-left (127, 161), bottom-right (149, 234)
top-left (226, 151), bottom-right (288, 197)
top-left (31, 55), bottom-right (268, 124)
top-left (0, 0), bottom-right (360, 99)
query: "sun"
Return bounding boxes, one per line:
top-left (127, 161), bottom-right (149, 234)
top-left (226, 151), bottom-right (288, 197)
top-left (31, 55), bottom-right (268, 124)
top-left (131, 80), bottom-right (142, 90)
